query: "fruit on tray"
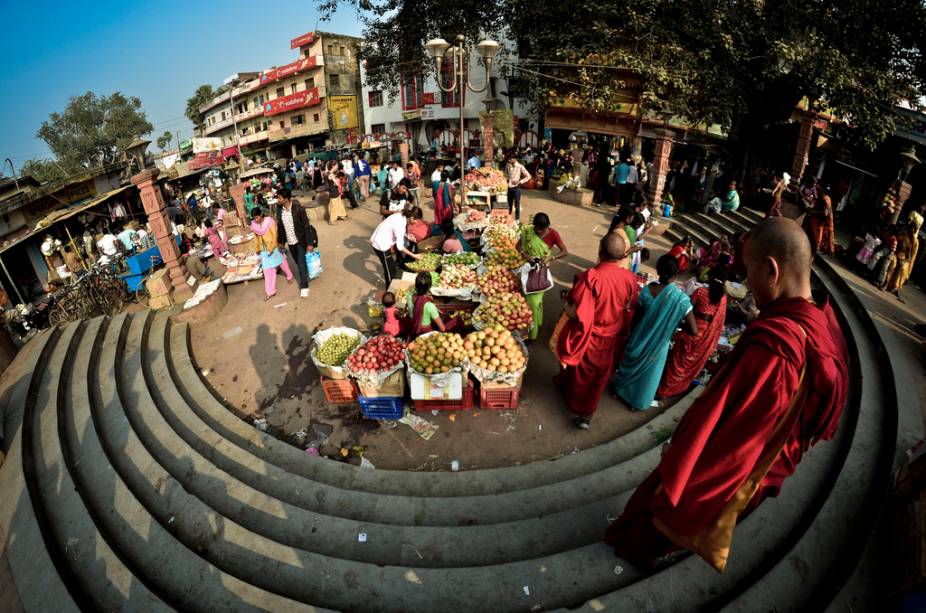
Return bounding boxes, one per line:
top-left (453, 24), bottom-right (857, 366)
top-left (442, 251), bottom-right (481, 267)
top-left (485, 237), bottom-right (525, 269)
top-left (483, 224), bottom-right (517, 246)
top-left (406, 252), bottom-right (442, 272)
top-left (465, 208), bottom-right (486, 222)
top-left (407, 333), bottom-right (466, 374)
top-left (463, 167), bottom-right (507, 194)
top-left (464, 325), bottom-right (526, 374)
top-left (475, 292), bottom-right (533, 332)
top-left (316, 333), bottom-right (361, 366)
top-left (448, 310), bottom-right (473, 326)
top-left (347, 335), bottom-right (405, 373)
top-left (438, 264), bottom-right (478, 289)
top-left (477, 265), bottom-right (521, 295)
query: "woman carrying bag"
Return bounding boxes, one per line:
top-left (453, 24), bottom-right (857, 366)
top-left (250, 208), bottom-right (294, 300)
top-left (518, 213), bottom-right (565, 341)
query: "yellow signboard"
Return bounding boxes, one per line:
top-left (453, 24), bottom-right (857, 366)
top-left (329, 95), bottom-right (359, 130)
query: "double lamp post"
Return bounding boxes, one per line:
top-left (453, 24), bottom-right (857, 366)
top-left (425, 35), bottom-right (500, 176)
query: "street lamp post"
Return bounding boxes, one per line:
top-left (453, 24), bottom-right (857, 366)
top-left (426, 35), bottom-right (500, 180)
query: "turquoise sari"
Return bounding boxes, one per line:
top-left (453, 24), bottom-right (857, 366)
top-left (614, 283), bottom-right (692, 410)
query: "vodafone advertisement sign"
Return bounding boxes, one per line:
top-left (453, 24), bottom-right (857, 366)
top-left (260, 56), bottom-right (318, 83)
top-left (263, 88), bottom-right (321, 116)
top-left (290, 31), bottom-right (315, 49)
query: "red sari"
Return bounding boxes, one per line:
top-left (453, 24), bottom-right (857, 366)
top-left (605, 295), bottom-right (848, 567)
top-left (804, 195), bottom-right (835, 255)
top-left (668, 243), bottom-right (691, 272)
top-left (657, 288), bottom-right (726, 398)
top-left (554, 262), bottom-right (638, 417)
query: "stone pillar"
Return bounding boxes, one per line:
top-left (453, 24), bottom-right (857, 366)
top-left (228, 183), bottom-right (247, 223)
top-left (790, 113), bottom-right (815, 189)
top-left (482, 121), bottom-right (495, 169)
top-left (630, 135), bottom-right (643, 162)
top-left (291, 143), bottom-right (298, 159)
top-left (647, 129), bottom-right (675, 206)
top-left (399, 141), bottom-right (409, 168)
top-left (890, 181), bottom-right (914, 225)
top-left (131, 168), bottom-right (194, 301)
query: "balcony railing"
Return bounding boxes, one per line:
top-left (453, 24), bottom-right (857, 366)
top-left (235, 106), bottom-right (264, 122)
top-left (239, 130), bottom-right (269, 145)
top-left (204, 117), bottom-right (235, 135)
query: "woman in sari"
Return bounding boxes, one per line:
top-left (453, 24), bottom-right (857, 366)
top-left (608, 208), bottom-right (639, 271)
top-left (886, 222), bottom-right (920, 299)
top-left (657, 266), bottom-right (728, 399)
top-left (325, 162), bottom-right (349, 226)
top-left (519, 216), bottom-right (553, 341)
top-left (667, 237), bottom-right (694, 273)
top-left (403, 272), bottom-right (459, 337)
top-left (434, 171), bottom-right (455, 227)
top-left (803, 185), bottom-right (835, 255)
top-left (250, 208), bottom-right (293, 300)
top-left (614, 255), bottom-right (697, 410)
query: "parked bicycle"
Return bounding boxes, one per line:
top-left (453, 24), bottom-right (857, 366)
top-left (47, 263), bottom-right (129, 326)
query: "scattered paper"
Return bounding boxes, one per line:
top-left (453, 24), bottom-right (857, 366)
top-left (404, 570), bottom-right (422, 584)
top-left (358, 533), bottom-right (367, 543)
top-left (522, 586), bottom-right (530, 596)
top-left (274, 302), bottom-right (287, 308)
top-left (201, 369), bottom-right (210, 377)
top-left (613, 565), bottom-right (623, 575)
top-left (398, 412), bottom-right (439, 440)
top-left (222, 325), bottom-right (242, 339)
top-left (451, 460), bottom-right (460, 472)
top-left (360, 457), bottom-right (376, 469)
top-left (448, 414), bottom-right (457, 423)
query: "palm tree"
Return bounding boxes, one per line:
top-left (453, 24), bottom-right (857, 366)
top-left (185, 84), bottom-right (215, 135)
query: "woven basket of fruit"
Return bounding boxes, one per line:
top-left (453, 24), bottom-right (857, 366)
top-left (311, 327), bottom-right (366, 379)
top-left (406, 252), bottom-right (442, 272)
top-left (346, 335), bottom-right (407, 388)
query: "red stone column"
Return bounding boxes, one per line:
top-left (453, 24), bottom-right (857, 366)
top-left (399, 142), bottom-right (409, 168)
top-left (647, 129), bottom-right (675, 206)
top-left (132, 168), bottom-right (194, 301)
top-left (790, 113), bottom-right (815, 189)
top-left (482, 118), bottom-right (495, 169)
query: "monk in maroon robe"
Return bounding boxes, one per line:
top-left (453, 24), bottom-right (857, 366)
top-left (555, 233), bottom-right (639, 429)
top-left (605, 218), bottom-right (848, 571)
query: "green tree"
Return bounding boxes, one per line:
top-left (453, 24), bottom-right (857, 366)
top-left (35, 91), bottom-right (153, 173)
top-left (185, 84), bottom-right (215, 134)
top-left (156, 131), bottom-right (174, 151)
top-left (20, 158), bottom-right (69, 184)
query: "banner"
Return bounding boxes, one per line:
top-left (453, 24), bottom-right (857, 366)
top-left (192, 137), bottom-right (224, 153)
top-left (291, 31), bottom-right (315, 49)
top-left (263, 88), bottom-right (321, 116)
top-left (260, 56), bottom-right (318, 84)
top-left (329, 95), bottom-right (359, 129)
top-left (188, 151), bottom-right (225, 169)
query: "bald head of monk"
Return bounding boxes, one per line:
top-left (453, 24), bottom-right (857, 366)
top-left (600, 231), bottom-right (628, 263)
top-left (744, 217), bottom-right (813, 307)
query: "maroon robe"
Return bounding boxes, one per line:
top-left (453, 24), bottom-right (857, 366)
top-left (605, 294), bottom-right (849, 567)
top-left (554, 262), bottom-right (638, 417)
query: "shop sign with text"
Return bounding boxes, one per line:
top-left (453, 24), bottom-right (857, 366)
top-left (263, 88), bottom-right (321, 116)
top-left (261, 56), bottom-right (318, 83)
top-left (290, 31), bottom-right (315, 49)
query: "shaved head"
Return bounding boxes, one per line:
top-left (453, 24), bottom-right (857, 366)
top-left (744, 218), bottom-right (813, 306)
top-left (601, 231), bottom-right (628, 262)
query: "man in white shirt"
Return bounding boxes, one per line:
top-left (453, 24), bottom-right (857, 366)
top-left (387, 162), bottom-right (405, 191)
top-left (505, 155), bottom-right (531, 221)
top-left (370, 208), bottom-right (420, 287)
top-left (97, 232), bottom-right (121, 257)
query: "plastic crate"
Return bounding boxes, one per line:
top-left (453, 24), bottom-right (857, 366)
top-left (413, 382), bottom-right (475, 412)
top-left (321, 377), bottom-right (358, 405)
top-left (358, 395), bottom-right (404, 420)
top-left (478, 380), bottom-right (521, 410)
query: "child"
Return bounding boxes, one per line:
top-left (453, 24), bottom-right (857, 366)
top-left (855, 233), bottom-right (881, 267)
top-left (874, 234), bottom-right (899, 290)
top-left (382, 292), bottom-right (401, 337)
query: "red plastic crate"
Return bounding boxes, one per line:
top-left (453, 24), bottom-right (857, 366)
top-left (478, 382), bottom-right (521, 410)
top-left (321, 377), bottom-right (358, 405)
top-left (413, 382), bottom-right (475, 412)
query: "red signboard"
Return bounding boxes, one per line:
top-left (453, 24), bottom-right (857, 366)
top-left (421, 92), bottom-right (436, 105)
top-left (262, 88), bottom-right (321, 116)
top-left (188, 151), bottom-right (225, 169)
top-left (260, 56), bottom-right (318, 84)
top-left (290, 31), bottom-right (315, 49)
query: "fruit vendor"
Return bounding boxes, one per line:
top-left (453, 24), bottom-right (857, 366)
top-left (370, 208), bottom-right (421, 288)
top-left (403, 272), bottom-right (461, 337)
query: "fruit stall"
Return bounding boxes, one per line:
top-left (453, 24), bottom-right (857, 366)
top-left (309, 210), bottom-right (541, 420)
top-left (462, 168), bottom-right (508, 209)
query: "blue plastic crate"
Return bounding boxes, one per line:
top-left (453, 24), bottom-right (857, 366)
top-left (358, 395), bottom-right (404, 420)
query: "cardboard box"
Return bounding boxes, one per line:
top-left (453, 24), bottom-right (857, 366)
top-left (409, 371), bottom-right (463, 400)
top-left (148, 292), bottom-right (173, 310)
top-left (386, 279), bottom-right (415, 304)
top-left (357, 369), bottom-right (406, 398)
top-left (146, 269), bottom-right (172, 298)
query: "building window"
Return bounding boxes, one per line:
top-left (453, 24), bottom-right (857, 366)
top-left (327, 44), bottom-right (335, 55)
top-left (261, 121), bottom-right (269, 131)
top-left (305, 77), bottom-right (315, 90)
top-left (276, 87), bottom-right (285, 98)
top-left (401, 74), bottom-right (424, 110)
top-left (340, 46), bottom-right (346, 56)
top-left (372, 123), bottom-right (385, 134)
top-left (441, 57), bottom-right (464, 107)
top-left (330, 74), bottom-right (341, 89)
top-left (253, 96), bottom-right (259, 108)
top-left (368, 91), bottom-right (383, 107)
top-left (279, 121), bottom-right (285, 129)
top-left (291, 83), bottom-right (298, 94)
top-left (313, 113), bottom-right (320, 122)
top-left (292, 114), bottom-right (306, 126)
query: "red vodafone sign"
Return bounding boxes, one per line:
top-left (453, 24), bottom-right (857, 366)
top-left (291, 31), bottom-right (315, 49)
top-left (263, 88), bottom-right (321, 116)
top-left (260, 56), bottom-right (318, 83)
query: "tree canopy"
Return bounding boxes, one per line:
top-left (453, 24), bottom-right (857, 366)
top-left (185, 84), bottom-right (215, 133)
top-left (320, 0), bottom-right (926, 166)
top-left (22, 92), bottom-right (152, 184)
top-left (156, 131), bottom-right (174, 151)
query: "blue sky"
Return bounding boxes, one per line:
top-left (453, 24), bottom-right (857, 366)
top-left (0, 0), bottom-right (363, 170)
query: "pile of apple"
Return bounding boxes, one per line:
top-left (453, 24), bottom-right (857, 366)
top-left (475, 292), bottom-right (533, 333)
top-left (466, 208), bottom-right (486, 223)
top-left (478, 265), bottom-right (521, 295)
top-left (483, 224), bottom-right (517, 247)
top-left (485, 236), bottom-right (525, 269)
top-left (489, 210), bottom-right (514, 226)
top-left (407, 333), bottom-right (466, 375)
top-left (347, 335), bottom-right (405, 373)
top-left (443, 252), bottom-right (481, 267)
top-left (464, 325), bottom-right (526, 374)
top-left (438, 264), bottom-right (478, 289)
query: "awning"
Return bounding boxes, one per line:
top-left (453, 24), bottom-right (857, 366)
top-left (222, 145), bottom-right (240, 158)
top-left (239, 166), bottom-right (275, 179)
top-left (0, 184), bottom-right (135, 255)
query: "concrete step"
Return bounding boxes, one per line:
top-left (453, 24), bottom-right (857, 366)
top-left (726, 208), bottom-right (762, 230)
top-left (664, 216), bottom-right (716, 247)
top-left (690, 212), bottom-right (742, 238)
top-left (168, 318), bottom-right (700, 500)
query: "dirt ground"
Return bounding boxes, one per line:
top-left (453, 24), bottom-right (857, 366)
top-left (189, 190), bottom-right (678, 471)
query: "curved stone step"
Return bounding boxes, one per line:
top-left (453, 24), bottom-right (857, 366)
top-left (169, 317), bottom-right (700, 499)
top-left (690, 212), bottom-right (741, 238)
top-left (560, 257), bottom-right (895, 611)
top-left (0, 329), bottom-right (81, 613)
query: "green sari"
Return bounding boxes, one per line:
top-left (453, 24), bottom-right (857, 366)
top-left (520, 226), bottom-right (552, 340)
